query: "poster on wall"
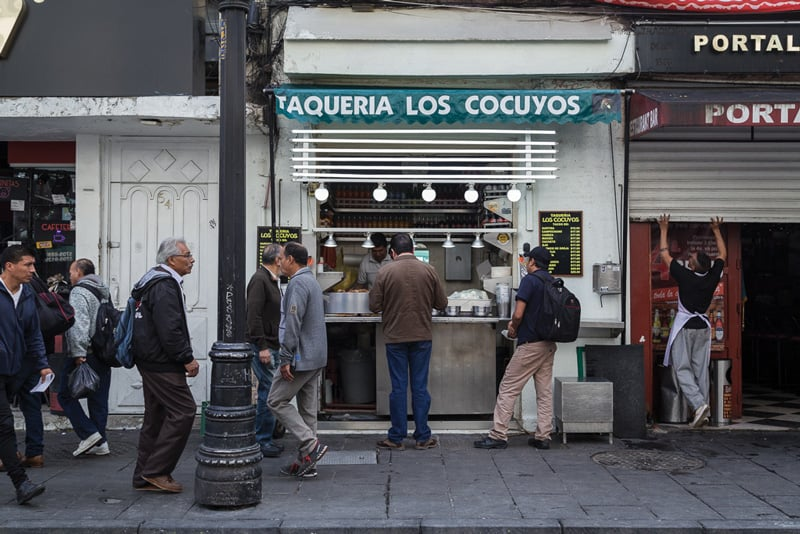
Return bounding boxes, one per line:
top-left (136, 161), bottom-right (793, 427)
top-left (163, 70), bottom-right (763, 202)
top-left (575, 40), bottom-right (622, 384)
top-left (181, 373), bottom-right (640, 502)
top-left (256, 226), bottom-right (301, 268)
top-left (538, 211), bottom-right (582, 276)
top-left (650, 223), bottom-right (726, 352)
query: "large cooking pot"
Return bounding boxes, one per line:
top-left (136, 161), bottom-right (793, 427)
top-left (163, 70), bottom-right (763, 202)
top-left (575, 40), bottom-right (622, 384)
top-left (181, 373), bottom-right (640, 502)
top-left (324, 291), bottom-right (371, 314)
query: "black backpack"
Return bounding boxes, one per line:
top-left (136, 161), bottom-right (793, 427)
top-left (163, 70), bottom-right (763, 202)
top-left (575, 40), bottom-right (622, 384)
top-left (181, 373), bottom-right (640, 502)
top-left (29, 274), bottom-right (75, 338)
top-left (81, 285), bottom-right (122, 368)
top-left (531, 270), bottom-right (581, 343)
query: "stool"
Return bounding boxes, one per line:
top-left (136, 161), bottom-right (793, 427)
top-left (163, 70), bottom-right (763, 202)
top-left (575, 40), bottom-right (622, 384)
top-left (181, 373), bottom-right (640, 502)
top-left (554, 377), bottom-right (613, 444)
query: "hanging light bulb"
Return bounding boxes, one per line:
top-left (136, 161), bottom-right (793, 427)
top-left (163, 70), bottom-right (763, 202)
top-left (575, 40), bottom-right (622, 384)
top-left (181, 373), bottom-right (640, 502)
top-left (323, 234), bottom-right (337, 248)
top-left (506, 184), bottom-right (522, 202)
top-left (372, 183), bottom-right (388, 202)
top-left (464, 183), bottom-right (479, 203)
top-left (361, 233), bottom-right (375, 248)
top-left (471, 233), bottom-right (484, 249)
top-left (421, 183), bottom-right (436, 202)
top-left (442, 233), bottom-right (455, 248)
top-left (314, 182), bottom-right (329, 202)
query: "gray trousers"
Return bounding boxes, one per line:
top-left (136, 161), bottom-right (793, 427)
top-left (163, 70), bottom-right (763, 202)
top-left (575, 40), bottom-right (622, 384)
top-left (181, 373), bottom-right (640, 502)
top-left (671, 327), bottom-right (710, 411)
top-left (267, 368), bottom-right (321, 456)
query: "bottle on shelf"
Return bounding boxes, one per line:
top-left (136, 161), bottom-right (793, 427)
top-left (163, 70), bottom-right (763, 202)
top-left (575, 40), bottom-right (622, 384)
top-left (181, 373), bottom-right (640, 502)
top-left (652, 309), bottom-right (662, 343)
top-left (714, 310), bottom-right (724, 341)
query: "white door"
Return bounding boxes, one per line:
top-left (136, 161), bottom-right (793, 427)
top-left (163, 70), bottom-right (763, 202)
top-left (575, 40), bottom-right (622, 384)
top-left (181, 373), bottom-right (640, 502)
top-left (105, 138), bottom-right (219, 414)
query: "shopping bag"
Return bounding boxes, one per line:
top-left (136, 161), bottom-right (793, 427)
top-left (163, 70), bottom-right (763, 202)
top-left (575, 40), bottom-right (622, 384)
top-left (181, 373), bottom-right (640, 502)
top-left (68, 363), bottom-right (100, 399)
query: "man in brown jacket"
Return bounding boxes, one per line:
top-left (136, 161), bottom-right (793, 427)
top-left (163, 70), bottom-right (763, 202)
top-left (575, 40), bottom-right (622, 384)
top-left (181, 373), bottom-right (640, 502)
top-left (246, 243), bottom-right (285, 458)
top-left (369, 233), bottom-right (448, 451)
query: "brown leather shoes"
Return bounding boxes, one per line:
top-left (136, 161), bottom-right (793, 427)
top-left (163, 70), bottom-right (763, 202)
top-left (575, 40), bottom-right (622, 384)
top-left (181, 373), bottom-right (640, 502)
top-left (21, 455), bottom-right (44, 468)
top-left (142, 475), bottom-right (183, 493)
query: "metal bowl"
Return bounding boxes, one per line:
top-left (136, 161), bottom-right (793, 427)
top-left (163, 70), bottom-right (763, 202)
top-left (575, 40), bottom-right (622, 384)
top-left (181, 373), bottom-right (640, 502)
top-left (445, 305), bottom-right (461, 317)
top-left (472, 305), bottom-right (491, 317)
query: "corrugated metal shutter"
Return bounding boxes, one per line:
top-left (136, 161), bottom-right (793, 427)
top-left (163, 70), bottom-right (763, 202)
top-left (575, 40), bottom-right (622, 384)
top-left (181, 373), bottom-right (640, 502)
top-left (629, 140), bottom-right (800, 223)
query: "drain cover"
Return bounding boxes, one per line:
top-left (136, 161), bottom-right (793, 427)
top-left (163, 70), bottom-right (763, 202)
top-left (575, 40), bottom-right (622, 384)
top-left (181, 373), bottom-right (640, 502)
top-left (592, 450), bottom-right (704, 471)
top-left (317, 450), bottom-right (377, 466)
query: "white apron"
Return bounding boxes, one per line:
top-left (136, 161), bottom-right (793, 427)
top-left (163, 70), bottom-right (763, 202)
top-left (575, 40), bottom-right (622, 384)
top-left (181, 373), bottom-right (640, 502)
top-left (663, 298), bottom-right (711, 367)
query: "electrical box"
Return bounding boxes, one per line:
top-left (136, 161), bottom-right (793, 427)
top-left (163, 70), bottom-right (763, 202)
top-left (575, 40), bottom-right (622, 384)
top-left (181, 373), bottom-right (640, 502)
top-left (592, 262), bottom-right (621, 294)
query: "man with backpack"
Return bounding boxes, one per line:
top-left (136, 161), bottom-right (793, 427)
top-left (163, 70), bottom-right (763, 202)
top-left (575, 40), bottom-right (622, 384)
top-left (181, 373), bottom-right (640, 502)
top-left (60, 258), bottom-right (113, 457)
top-left (475, 246), bottom-right (558, 451)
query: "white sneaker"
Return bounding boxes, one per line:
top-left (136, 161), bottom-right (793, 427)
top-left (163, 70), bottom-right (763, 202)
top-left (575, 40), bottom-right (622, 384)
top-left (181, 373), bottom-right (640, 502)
top-left (690, 404), bottom-right (710, 428)
top-left (73, 432), bottom-right (103, 456)
top-left (85, 442), bottom-right (110, 456)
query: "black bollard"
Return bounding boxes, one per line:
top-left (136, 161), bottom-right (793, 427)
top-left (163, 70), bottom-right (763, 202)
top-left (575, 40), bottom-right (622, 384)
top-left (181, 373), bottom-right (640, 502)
top-left (195, 342), bottom-right (262, 507)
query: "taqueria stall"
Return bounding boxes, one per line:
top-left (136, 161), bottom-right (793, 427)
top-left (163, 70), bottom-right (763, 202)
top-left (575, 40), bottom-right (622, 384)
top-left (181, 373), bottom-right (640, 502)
top-left (270, 86), bottom-right (627, 424)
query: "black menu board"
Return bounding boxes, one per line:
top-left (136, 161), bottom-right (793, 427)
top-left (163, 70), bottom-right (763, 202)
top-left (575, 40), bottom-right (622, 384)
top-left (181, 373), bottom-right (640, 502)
top-left (538, 211), bottom-right (582, 276)
top-left (256, 226), bottom-right (300, 268)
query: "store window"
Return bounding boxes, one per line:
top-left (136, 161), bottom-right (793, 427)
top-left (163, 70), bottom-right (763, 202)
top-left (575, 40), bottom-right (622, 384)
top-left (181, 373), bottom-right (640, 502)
top-left (0, 168), bottom-right (76, 285)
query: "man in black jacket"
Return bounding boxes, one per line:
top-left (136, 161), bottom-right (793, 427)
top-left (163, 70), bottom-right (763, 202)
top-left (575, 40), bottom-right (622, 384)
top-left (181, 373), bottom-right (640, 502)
top-left (130, 238), bottom-right (200, 494)
top-left (246, 243), bottom-right (285, 458)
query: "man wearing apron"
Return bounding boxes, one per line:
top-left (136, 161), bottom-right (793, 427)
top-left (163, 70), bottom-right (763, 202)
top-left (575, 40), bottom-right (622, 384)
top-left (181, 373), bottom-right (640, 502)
top-left (658, 214), bottom-right (727, 428)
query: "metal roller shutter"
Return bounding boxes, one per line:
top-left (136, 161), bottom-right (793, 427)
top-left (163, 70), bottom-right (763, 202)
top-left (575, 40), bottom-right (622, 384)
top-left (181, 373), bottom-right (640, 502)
top-left (629, 140), bottom-right (800, 223)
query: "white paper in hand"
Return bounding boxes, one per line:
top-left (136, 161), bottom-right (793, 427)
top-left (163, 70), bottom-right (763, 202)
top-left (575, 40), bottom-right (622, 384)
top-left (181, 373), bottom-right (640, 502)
top-left (30, 373), bottom-right (55, 393)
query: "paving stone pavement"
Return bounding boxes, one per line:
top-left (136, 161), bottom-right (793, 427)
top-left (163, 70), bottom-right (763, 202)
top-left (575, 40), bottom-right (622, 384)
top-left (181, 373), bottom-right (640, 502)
top-left (2, 426), bottom-right (800, 532)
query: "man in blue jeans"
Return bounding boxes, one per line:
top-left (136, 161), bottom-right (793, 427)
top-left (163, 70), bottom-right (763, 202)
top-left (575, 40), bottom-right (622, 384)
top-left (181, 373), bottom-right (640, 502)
top-left (370, 233), bottom-right (448, 451)
top-left (246, 243), bottom-right (285, 458)
top-left (60, 258), bottom-right (113, 457)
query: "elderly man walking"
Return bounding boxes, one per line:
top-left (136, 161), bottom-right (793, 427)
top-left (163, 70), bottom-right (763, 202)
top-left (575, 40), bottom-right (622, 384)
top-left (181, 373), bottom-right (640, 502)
top-left (130, 238), bottom-right (200, 493)
top-left (268, 242), bottom-right (328, 478)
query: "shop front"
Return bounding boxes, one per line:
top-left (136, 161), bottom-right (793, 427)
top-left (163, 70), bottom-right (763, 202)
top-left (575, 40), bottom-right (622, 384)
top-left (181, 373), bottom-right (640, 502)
top-left (270, 83), bottom-right (628, 426)
top-left (627, 19), bottom-right (800, 423)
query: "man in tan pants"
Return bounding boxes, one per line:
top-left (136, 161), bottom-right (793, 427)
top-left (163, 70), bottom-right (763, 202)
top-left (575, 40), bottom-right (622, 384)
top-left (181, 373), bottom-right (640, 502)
top-left (474, 246), bottom-right (557, 451)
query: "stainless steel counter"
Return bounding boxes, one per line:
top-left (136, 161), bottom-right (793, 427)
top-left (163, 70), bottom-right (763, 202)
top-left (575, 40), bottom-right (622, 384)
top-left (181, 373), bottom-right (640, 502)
top-left (325, 314), bottom-right (508, 323)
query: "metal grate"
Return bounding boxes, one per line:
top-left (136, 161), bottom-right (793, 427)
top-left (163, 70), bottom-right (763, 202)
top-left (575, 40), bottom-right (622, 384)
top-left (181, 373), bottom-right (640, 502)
top-left (592, 450), bottom-right (705, 472)
top-left (317, 450), bottom-right (377, 466)
top-left (291, 128), bottom-right (559, 184)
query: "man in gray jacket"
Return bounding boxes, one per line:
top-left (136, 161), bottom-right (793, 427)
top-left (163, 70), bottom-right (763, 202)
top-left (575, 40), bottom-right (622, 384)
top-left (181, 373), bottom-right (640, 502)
top-left (267, 242), bottom-right (328, 478)
top-left (61, 258), bottom-right (113, 457)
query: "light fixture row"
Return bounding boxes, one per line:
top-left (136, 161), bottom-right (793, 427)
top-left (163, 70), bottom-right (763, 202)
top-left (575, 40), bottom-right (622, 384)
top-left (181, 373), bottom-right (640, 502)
top-left (324, 232), bottom-right (484, 249)
top-left (313, 182), bottom-right (524, 204)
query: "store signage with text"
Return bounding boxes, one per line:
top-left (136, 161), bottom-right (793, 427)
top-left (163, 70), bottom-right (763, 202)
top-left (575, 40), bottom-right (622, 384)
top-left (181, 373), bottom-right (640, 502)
top-left (274, 87), bottom-right (621, 125)
top-left (636, 25), bottom-right (800, 74)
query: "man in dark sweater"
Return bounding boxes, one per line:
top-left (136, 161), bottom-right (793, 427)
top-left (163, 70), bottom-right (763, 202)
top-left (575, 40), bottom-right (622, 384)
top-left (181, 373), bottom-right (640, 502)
top-left (246, 243), bottom-right (285, 458)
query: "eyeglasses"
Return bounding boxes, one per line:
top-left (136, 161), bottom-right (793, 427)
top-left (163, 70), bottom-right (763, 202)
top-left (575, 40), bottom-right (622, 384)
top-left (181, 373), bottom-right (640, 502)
top-left (174, 252), bottom-right (193, 259)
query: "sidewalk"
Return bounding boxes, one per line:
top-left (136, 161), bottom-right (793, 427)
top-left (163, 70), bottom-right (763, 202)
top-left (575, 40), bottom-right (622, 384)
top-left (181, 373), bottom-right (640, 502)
top-left (2, 425), bottom-right (800, 532)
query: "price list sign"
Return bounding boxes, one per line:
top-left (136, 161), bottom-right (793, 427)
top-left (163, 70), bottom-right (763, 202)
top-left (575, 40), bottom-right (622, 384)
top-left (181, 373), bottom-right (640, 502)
top-left (538, 211), bottom-right (583, 276)
top-left (256, 226), bottom-right (300, 268)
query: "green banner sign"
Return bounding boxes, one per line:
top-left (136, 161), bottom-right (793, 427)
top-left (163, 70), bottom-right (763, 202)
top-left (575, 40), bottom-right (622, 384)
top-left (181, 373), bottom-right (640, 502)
top-left (274, 86), bottom-right (621, 125)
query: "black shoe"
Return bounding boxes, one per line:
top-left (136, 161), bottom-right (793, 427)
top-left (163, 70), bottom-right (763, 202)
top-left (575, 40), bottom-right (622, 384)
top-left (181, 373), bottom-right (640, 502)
top-left (473, 436), bottom-right (508, 449)
top-left (260, 442), bottom-right (283, 458)
top-left (16, 480), bottom-right (45, 505)
top-left (528, 438), bottom-right (550, 450)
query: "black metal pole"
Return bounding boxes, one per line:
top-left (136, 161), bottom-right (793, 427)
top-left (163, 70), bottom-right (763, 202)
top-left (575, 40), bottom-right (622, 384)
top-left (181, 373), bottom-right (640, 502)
top-left (195, 0), bottom-right (262, 509)
top-left (217, 0), bottom-right (248, 342)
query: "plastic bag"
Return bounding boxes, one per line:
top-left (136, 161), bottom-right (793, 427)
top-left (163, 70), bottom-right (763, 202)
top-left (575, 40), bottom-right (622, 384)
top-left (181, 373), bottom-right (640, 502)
top-left (68, 363), bottom-right (100, 399)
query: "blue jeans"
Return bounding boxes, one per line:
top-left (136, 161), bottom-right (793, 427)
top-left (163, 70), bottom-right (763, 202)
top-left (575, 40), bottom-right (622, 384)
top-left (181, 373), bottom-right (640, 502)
top-left (57, 356), bottom-right (111, 443)
top-left (252, 347), bottom-right (279, 448)
top-left (386, 340), bottom-right (432, 443)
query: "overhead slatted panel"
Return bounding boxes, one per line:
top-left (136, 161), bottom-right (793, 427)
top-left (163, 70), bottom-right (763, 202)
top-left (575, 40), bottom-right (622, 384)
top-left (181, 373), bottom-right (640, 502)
top-left (291, 128), bottom-right (559, 185)
top-left (629, 141), bottom-right (800, 223)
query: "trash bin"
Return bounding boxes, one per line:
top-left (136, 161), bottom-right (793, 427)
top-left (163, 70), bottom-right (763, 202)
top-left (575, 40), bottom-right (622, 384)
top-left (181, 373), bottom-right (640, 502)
top-left (339, 349), bottom-right (376, 404)
top-left (711, 359), bottom-right (732, 426)
top-left (657, 364), bottom-right (690, 424)
top-left (584, 345), bottom-right (646, 439)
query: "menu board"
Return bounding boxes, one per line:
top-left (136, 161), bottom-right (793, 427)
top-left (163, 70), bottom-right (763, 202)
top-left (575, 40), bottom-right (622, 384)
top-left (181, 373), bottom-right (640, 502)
top-left (538, 211), bottom-right (583, 276)
top-left (256, 226), bottom-right (300, 268)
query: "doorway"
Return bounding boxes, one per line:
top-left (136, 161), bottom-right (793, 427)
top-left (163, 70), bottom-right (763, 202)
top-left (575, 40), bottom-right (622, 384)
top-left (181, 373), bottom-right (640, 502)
top-left (741, 223), bottom-right (800, 394)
